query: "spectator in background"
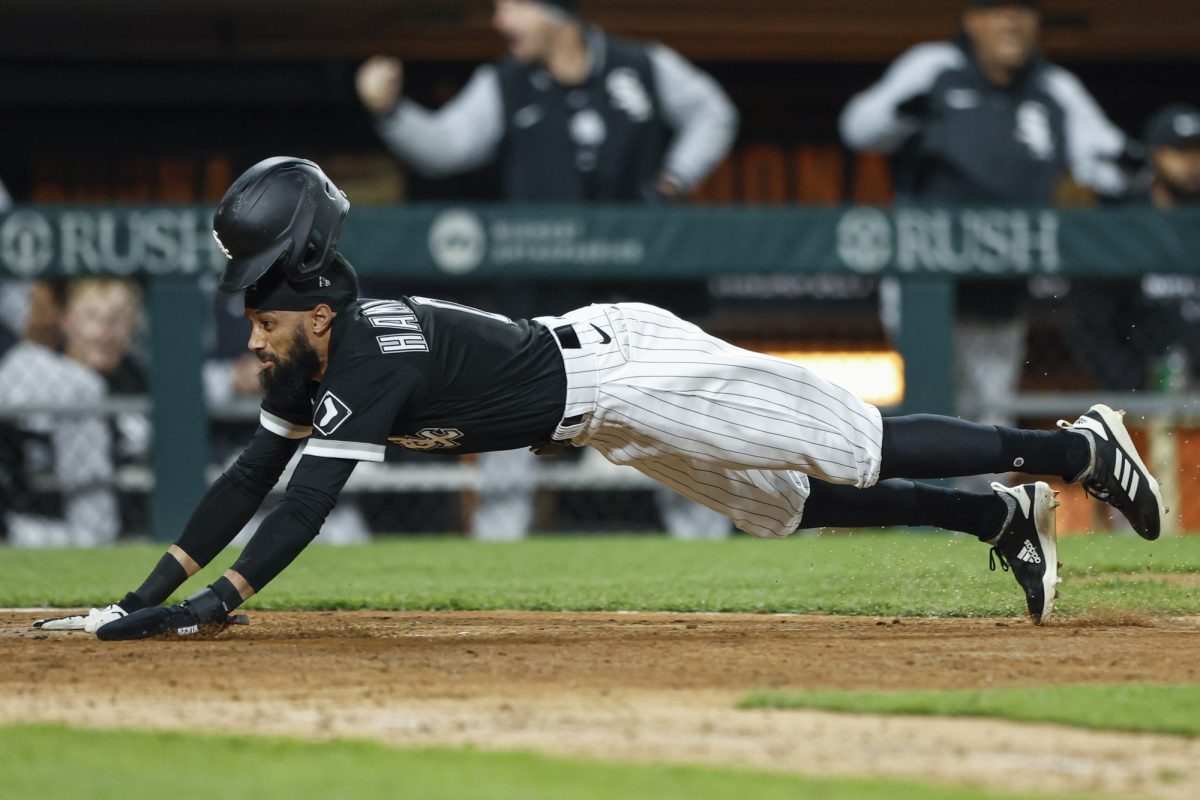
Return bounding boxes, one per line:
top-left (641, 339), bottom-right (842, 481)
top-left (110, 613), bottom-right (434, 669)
top-left (0, 281), bottom-right (119, 547)
top-left (839, 0), bottom-right (1134, 439)
top-left (23, 280), bottom-right (64, 350)
top-left (63, 278), bottom-right (148, 394)
top-left (1061, 105), bottom-right (1200, 393)
top-left (1140, 104), bottom-right (1200, 386)
top-left (1143, 104), bottom-right (1200, 210)
top-left (356, 0), bottom-right (737, 203)
top-left (61, 279), bottom-right (152, 491)
top-left (356, 0), bottom-right (738, 540)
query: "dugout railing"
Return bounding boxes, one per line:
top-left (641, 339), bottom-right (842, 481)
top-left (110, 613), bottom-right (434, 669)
top-left (2, 204), bottom-right (1198, 539)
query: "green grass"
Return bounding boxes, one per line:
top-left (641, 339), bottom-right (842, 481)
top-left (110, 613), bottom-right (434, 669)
top-left (0, 723), bottom-right (1102, 800)
top-left (2, 533), bottom-right (1198, 618)
top-left (740, 683), bottom-right (1200, 737)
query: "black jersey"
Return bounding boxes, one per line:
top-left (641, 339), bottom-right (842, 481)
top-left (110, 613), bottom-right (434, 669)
top-left (495, 30), bottom-right (670, 201)
top-left (259, 296), bottom-right (566, 459)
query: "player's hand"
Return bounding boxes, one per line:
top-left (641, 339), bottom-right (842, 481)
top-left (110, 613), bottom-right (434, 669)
top-left (356, 56), bottom-right (405, 114)
top-left (33, 592), bottom-right (144, 632)
top-left (95, 588), bottom-right (250, 641)
top-left (96, 603), bottom-right (202, 640)
top-left (34, 604), bottom-right (128, 632)
top-left (640, 173), bottom-right (682, 205)
top-left (896, 91), bottom-right (932, 119)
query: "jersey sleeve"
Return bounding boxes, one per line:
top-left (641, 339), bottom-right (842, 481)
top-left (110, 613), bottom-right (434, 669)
top-left (229, 453), bottom-right (358, 592)
top-left (302, 356), bottom-right (425, 463)
top-left (839, 42), bottom-right (963, 154)
top-left (259, 382), bottom-right (318, 440)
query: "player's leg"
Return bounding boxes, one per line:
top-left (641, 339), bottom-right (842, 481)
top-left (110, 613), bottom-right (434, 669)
top-left (587, 431), bottom-right (1059, 623)
top-left (880, 408), bottom-right (1164, 540)
top-left (879, 414), bottom-right (1086, 481)
top-left (584, 303), bottom-right (886, 488)
top-left (801, 477), bottom-right (1005, 539)
top-left (801, 477), bottom-right (1060, 624)
top-left (577, 304), bottom-right (1162, 540)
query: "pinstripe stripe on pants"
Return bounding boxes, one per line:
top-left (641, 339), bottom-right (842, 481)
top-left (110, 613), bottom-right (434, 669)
top-left (535, 303), bottom-right (884, 539)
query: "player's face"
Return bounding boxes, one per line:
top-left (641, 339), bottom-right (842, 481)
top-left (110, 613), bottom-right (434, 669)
top-left (1154, 144), bottom-right (1200, 196)
top-left (964, 5), bottom-right (1040, 74)
top-left (246, 308), bottom-right (323, 404)
top-left (62, 283), bottom-right (139, 375)
top-left (493, 0), bottom-right (556, 63)
top-left (245, 309), bottom-right (312, 375)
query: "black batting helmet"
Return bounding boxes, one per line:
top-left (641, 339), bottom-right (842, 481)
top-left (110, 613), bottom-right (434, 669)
top-left (214, 157), bottom-right (350, 292)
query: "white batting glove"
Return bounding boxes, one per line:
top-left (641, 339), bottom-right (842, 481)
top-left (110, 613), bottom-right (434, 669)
top-left (34, 604), bottom-right (129, 632)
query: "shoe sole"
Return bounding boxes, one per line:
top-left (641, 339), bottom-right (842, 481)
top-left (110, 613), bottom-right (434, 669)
top-left (1032, 481), bottom-right (1059, 625)
top-left (1092, 404), bottom-right (1165, 541)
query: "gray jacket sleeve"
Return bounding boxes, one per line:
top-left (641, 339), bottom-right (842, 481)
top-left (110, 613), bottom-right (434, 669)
top-left (372, 65), bottom-right (505, 178)
top-left (1042, 66), bottom-right (1130, 197)
top-left (840, 42), bottom-right (964, 153)
top-left (649, 44), bottom-right (739, 191)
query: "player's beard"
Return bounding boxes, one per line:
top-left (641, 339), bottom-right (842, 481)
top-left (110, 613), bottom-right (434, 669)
top-left (259, 327), bottom-right (321, 409)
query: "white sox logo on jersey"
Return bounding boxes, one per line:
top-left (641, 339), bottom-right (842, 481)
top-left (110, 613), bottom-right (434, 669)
top-left (313, 391), bottom-right (353, 435)
top-left (389, 428), bottom-right (464, 451)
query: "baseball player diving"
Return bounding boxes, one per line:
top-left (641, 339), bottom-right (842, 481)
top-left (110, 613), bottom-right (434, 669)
top-left (35, 157), bottom-right (1165, 636)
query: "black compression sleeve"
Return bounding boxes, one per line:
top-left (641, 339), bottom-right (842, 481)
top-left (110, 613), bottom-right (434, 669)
top-left (800, 478), bottom-right (1008, 541)
top-left (173, 426), bottom-right (302, 567)
top-left (880, 415), bottom-right (1089, 482)
top-left (230, 454), bottom-right (357, 592)
top-left (131, 554), bottom-right (188, 607)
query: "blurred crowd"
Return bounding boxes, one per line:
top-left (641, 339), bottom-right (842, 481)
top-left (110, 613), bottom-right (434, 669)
top-left (2, 0), bottom-right (1198, 545)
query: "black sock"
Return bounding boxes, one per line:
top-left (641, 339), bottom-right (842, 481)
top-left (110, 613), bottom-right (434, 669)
top-left (208, 576), bottom-right (246, 613)
top-left (996, 427), bottom-right (1090, 482)
top-left (880, 414), bottom-right (1088, 482)
top-left (132, 553), bottom-right (188, 608)
top-left (801, 478), bottom-right (1009, 541)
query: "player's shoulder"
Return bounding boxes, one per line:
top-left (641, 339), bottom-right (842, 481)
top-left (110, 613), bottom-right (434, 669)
top-left (331, 296), bottom-right (430, 360)
top-left (1037, 62), bottom-right (1095, 106)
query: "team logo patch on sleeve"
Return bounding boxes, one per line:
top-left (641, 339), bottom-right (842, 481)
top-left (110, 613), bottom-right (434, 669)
top-left (388, 428), bottom-right (464, 451)
top-left (313, 392), bottom-right (353, 435)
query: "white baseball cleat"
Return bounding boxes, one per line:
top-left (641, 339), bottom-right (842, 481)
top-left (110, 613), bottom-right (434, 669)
top-left (33, 604), bottom-right (128, 633)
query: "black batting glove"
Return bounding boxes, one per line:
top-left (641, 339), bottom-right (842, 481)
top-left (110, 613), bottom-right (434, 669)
top-left (95, 603), bottom-right (202, 640)
top-left (96, 587), bottom-right (242, 641)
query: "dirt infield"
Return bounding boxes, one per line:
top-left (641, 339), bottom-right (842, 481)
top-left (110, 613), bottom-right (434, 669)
top-left (3, 611), bottom-right (1199, 798)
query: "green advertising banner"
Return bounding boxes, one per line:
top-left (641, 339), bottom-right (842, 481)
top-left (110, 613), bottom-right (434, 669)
top-left (1, 205), bottom-right (1197, 279)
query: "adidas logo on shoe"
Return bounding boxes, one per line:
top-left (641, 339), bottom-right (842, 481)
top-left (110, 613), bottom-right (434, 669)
top-left (1017, 540), bottom-right (1042, 564)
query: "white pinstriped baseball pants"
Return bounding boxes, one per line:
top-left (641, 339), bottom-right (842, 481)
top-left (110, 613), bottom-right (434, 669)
top-left (534, 303), bottom-right (884, 539)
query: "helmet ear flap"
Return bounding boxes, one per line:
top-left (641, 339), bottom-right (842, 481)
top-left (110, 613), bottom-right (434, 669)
top-left (285, 192), bottom-right (348, 282)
